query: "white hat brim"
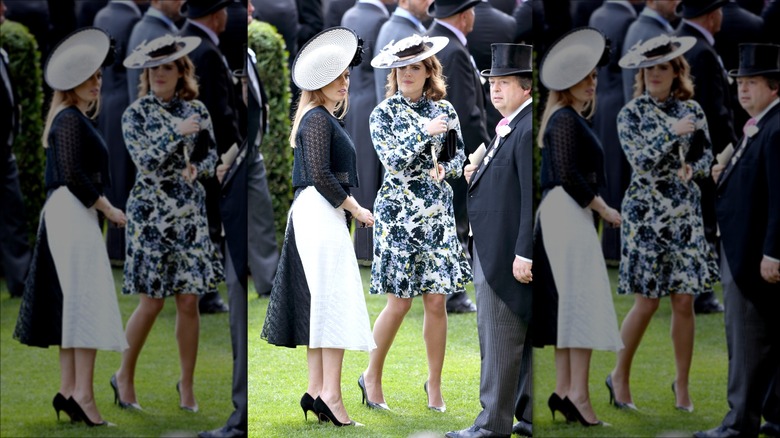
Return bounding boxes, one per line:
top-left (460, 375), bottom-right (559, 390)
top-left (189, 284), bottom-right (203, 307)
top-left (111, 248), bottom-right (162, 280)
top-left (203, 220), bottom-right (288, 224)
top-left (370, 36), bottom-right (449, 69)
top-left (123, 36), bottom-right (201, 69)
top-left (540, 27), bottom-right (605, 91)
top-left (618, 36), bottom-right (696, 69)
top-left (292, 27), bottom-right (359, 91)
top-left (45, 27), bottom-right (110, 91)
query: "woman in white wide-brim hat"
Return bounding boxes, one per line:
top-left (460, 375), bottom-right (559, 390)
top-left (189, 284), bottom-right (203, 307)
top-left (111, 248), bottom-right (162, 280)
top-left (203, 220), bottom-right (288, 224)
top-left (112, 34), bottom-right (224, 414)
top-left (260, 26), bottom-right (375, 427)
top-left (608, 34), bottom-right (718, 413)
top-left (360, 33), bottom-right (472, 414)
top-left (533, 26), bottom-right (623, 427)
top-left (13, 27), bottom-right (129, 427)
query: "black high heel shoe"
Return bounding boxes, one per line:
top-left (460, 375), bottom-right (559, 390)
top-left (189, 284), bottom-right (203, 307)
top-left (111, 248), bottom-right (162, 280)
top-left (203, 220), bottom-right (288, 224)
top-left (110, 374), bottom-right (142, 410)
top-left (605, 374), bottom-right (638, 410)
top-left (357, 373), bottom-right (390, 410)
top-left (312, 396), bottom-right (362, 427)
top-left (176, 381), bottom-right (199, 413)
top-left (66, 397), bottom-right (112, 427)
top-left (672, 381), bottom-right (694, 412)
top-left (53, 393), bottom-right (79, 422)
top-left (561, 396), bottom-right (604, 427)
top-left (300, 393), bottom-right (316, 420)
top-left (423, 381), bottom-right (446, 412)
top-left (547, 392), bottom-right (574, 421)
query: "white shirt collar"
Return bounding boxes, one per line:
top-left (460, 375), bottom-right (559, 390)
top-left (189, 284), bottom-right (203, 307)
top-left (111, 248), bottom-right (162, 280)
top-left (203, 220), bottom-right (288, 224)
top-left (506, 97), bottom-right (533, 123)
top-left (683, 19), bottom-right (715, 46)
top-left (188, 19), bottom-right (220, 46)
top-left (753, 96), bottom-right (780, 124)
top-left (433, 19), bottom-right (467, 46)
top-left (359, 0), bottom-right (389, 17)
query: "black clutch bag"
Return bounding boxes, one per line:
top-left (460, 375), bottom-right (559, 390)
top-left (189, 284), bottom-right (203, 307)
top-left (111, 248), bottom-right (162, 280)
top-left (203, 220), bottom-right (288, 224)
top-left (437, 128), bottom-right (458, 163)
top-left (189, 129), bottom-right (213, 163)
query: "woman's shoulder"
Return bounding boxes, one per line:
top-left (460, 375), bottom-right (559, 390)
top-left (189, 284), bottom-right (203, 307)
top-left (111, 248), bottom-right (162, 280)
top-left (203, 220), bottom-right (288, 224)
top-left (53, 106), bottom-right (83, 124)
top-left (548, 106), bottom-right (581, 126)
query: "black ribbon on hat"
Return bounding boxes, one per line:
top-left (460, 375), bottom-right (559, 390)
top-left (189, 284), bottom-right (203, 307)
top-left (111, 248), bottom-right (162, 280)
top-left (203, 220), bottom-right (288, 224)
top-left (349, 37), bottom-right (364, 68)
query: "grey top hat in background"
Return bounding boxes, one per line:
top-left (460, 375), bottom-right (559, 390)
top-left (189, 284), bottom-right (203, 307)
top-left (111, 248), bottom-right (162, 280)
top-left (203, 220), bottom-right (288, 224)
top-left (44, 27), bottom-right (112, 91)
top-left (676, 0), bottom-right (728, 19)
top-left (180, 0), bottom-right (236, 19)
top-left (540, 27), bottom-right (607, 91)
top-left (428, 0), bottom-right (481, 19)
top-left (371, 34), bottom-right (449, 69)
top-left (123, 35), bottom-right (201, 69)
top-left (728, 43), bottom-right (780, 78)
top-left (480, 43), bottom-right (533, 77)
top-left (292, 26), bottom-right (361, 91)
top-left (619, 35), bottom-right (696, 69)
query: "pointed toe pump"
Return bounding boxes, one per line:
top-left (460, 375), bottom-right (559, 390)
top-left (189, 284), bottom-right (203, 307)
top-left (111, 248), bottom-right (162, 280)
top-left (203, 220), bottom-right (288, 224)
top-left (605, 374), bottom-right (638, 410)
top-left (357, 373), bottom-right (390, 410)
top-left (110, 374), bottom-right (143, 411)
top-left (313, 396), bottom-right (362, 427)
top-left (53, 393), bottom-right (80, 422)
top-left (66, 397), bottom-right (113, 427)
top-left (176, 381), bottom-right (199, 413)
top-left (423, 381), bottom-right (446, 412)
top-left (300, 393), bottom-right (316, 420)
top-left (672, 381), bottom-right (694, 412)
top-left (548, 392), bottom-right (574, 421)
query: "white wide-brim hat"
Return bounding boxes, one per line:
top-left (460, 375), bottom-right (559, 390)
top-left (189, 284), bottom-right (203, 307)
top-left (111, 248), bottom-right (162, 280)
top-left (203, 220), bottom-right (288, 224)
top-left (44, 27), bottom-right (111, 91)
top-left (123, 35), bottom-right (201, 69)
top-left (371, 35), bottom-right (449, 69)
top-left (292, 27), bottom-right (359, 91)
top-left (619, 35), bottom-right (696, 69)
top-left (540, 27), bottom-right (606, 91)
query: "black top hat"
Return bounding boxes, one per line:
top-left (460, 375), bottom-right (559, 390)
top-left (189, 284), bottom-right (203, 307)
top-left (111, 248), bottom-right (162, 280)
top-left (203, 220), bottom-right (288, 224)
top-left (428, 0), bottom-right (481, 19)
top-left (728, 43), bottom-right (780, 77)
top-left (480, 44), bottom-right (533, 77)
top-left (180, 0), bottom-right (236, 19)
top-left (676, 0), bottom-right (728, 19)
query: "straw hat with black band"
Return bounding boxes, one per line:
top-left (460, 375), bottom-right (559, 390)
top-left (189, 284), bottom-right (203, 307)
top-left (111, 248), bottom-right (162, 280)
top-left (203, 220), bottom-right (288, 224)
top-left (728, 43), bottom-right (780, 78)
top-left (123, 35), bottom-right (202, 70)
top-left (292, 26), bottom-right (363, 92)
top-left (618, 35), bottom-right (697, 70)
top-left (540, 27), bottom-right (608, 92)
top-left (370, 34), bottom-right (449, 69)
top-left (44, 27), bottom-right (114, 91)
top-left (428, 0), bottom-right (481, 19)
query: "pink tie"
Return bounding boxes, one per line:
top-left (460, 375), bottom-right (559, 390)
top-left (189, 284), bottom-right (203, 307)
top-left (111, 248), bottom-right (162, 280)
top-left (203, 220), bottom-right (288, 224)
top-left (495, 117), bottom-right (509, 135)
top-left (743, 117), bottom-right (757, 136)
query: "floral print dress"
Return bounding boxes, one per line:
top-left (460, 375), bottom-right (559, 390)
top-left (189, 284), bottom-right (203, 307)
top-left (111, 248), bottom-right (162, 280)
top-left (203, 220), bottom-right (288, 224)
top-left (369, 92), bottom-right (472, 298)
top-left (617, 93), bottom-right (718, 298)
top-left (121, 94), bottom-right (224, 298)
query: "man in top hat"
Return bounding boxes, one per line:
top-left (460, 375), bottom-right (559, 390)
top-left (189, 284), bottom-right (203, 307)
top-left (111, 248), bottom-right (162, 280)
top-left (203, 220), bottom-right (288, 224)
top-left (180, 0), bottom-right (243, 314)
top-left (447, 43), bottom-right (534, 438)
top-left (694, 43), bottom-right (780, 438)
top-left (427, 0), bottom-right (489, 314)
top-left (675, 0), bottom-right (736, 314)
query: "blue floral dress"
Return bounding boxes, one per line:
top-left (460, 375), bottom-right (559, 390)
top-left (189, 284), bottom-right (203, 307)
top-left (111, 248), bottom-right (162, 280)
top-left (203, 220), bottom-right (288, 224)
top-left (121, 94), bottom-right (224, 298)
top-left (369, 92), bottom-right (473, 298)
top-left (617, 93), bottom-right (719, 298)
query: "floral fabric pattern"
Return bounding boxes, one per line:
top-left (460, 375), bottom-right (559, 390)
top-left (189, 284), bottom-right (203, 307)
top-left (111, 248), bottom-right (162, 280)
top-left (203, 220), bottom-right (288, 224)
top-left (369, 92), bottom-right (472, 298)
top-left (617, 93), bottom-right (718, 298)
top-left (121, 94), bottom-right (224, 298)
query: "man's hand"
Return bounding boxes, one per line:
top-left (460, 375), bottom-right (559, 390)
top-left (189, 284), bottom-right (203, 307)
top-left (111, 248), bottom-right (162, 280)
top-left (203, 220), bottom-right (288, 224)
top-left (464, 163), bottom-right (477, 183)
top-left (216, 162), bottom-right (229, 184)
top-left (513, 257), bottom-right (532, 284)
top-left (760, 256), bottom-right (780, 284)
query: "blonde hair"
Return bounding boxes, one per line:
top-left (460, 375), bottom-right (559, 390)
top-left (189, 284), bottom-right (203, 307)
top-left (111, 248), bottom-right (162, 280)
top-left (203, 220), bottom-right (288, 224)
top-left (632, 56), bottom-right (695, 101)
top-left (384, 56), bottom-right (447, 101)
top-left (288, 88), bottom-right (350, 148)
top-left (42, 88), bottom-right (101, 148)
top-left (137, 56), bottom-right (199, 100)
top-left (536, 88), bottom-right (596, 148)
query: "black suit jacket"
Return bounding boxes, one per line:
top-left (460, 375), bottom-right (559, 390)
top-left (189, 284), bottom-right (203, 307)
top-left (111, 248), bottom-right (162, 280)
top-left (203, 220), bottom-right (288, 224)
top-left (427, 23), bottom-right (490, 154)
top-left (764, 0), bottom-right (780, 44)
top-left (467, 103), bottom-right (533, 321)
top-left (715, 101), bottom-right (780, 307)
top-left (676, 22), bottom-right (737, 154)
top-left (220, 139), bottom-right (248, 288)
top-left (180, 21), bottom-right (242, 155)
top-left (374, 13), bottom-right (422, 102)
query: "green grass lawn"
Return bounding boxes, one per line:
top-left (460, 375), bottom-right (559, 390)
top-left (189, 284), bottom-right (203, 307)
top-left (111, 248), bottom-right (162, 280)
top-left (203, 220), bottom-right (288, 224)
top-left (0, 268), bottom-right (234, 437)
top-left (249, 267), bottom-right (733, 438)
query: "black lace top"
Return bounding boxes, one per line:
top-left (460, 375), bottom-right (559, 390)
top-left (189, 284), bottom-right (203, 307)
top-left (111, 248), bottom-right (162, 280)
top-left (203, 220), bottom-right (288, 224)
top-left (540, 106), bottom-right (606, 207)
top-left (44, 107), bottom-right (110, 207)
top-left (292, 106), bottom-right (358, 207)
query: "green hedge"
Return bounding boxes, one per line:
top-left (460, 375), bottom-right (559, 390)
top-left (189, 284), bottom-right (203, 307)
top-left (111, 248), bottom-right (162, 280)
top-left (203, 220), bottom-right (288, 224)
top-left (248, 20), bottom-right (293, 248)
top-left (1, 20), bottom-right (45, 246)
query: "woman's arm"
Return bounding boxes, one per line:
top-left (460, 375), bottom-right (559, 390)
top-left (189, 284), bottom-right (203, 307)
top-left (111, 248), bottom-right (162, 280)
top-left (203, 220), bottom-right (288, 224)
top-left (370, 104), bottom-right (436, 173)
top-left (121, 103), bottom-right (186, 175)
top-left (617, 102), bottom-right (682, 174)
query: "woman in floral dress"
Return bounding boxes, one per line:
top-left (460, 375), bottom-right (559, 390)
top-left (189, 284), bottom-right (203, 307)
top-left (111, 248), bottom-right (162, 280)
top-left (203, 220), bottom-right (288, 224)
top-left (359, 34), bottom-right (472, 413)
top-left (112, 35), bottom-right (224, 412)
top-left (608, 35), bottom-right (719, 412)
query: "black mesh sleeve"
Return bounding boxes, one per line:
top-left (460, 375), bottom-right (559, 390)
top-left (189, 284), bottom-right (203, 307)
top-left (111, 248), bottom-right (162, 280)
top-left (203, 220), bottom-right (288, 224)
top-left (298, 110), bottom-right (350, 207)
top-left (547, 110), bottom-right (597, 207)
top-left (51, 110), bottom-right (102, 207)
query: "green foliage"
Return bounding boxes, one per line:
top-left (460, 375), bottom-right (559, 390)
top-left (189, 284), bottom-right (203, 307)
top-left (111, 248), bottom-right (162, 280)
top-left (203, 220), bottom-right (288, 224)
top-left (248, 21), bottom-right (293, 247)
top-left (1, 21), bottom-right (45, 245)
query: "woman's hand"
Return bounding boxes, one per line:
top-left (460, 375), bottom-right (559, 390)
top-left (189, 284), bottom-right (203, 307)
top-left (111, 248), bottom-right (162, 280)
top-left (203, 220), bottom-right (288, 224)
top-left (177, 114), bottom-right (201, 136)
top-left (182, 163), bottom-right (197, 183)
top-left (599, 206), bottom-right (622, 227)
top-left (106, 207), bottom-right (127, 228)
top-left (354, 207), bottom-right (375, 227)
top-left (672, 114), bottom-right (696, 136)
top-left (677, 163), bottom-right (693, 182)
top-left (426, 114), bottom-right (449, 136)
top-left (428, 163), bottom-right (445, 182)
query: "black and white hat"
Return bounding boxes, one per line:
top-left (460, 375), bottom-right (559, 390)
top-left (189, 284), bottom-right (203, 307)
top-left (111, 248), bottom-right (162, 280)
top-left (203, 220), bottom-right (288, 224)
top-left (292, 27), bottom-right (362, 91)
top-left (370, 34), bottom-right (449, 69)
top-left (44, 27), bottom-right (112, 91)
top-left (123, 35), bottom-right (201, 69)
top-left (540, 27), bottom-right (607, 92)
top-left (619, 34), bottom-right (696, 69)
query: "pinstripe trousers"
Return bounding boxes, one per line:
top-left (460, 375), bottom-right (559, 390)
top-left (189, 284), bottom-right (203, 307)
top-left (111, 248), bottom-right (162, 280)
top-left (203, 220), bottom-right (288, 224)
top-left (473, 248), bottom-right (529, 435)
